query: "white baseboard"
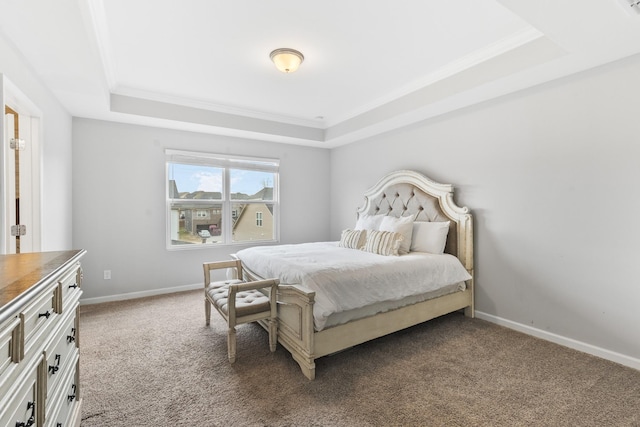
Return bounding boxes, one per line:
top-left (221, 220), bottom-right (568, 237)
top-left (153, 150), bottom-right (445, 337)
top-left (79, 283), bottom-right (201, 306)
top-left (475, 311), bottom-right (640, 371)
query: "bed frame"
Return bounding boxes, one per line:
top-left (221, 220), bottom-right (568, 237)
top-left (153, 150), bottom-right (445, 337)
top-left (237, 169), bottom-right (473, 380)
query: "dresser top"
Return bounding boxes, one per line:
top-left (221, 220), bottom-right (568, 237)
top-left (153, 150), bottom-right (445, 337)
top-left (0, 250), bottom-right (86, 322)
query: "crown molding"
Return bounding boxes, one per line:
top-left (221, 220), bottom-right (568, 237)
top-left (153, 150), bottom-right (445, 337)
top-left (84, 0), bottom-right (116, 91)
top-left (326, 26), bottom-right (544, 128)
top-left (112, 86), bottom-right (325, 129)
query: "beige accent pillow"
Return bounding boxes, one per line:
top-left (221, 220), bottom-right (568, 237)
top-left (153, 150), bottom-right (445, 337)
top-left (362, 230), bottom-right (404, 256)
top-left (379, 215), bottom-right (414, 254)
top-left (339, 229), bottom-right (367, 250)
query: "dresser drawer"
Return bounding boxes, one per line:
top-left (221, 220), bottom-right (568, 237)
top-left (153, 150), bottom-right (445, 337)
top-left (0, 316), bottom-right (21, 379)
top-left (45, 356), bottom-right (79, 427)
top-left (21, 282), bottom-right (58, 357)
top-left (44, 311), bottom-right (78, 399)
top-left (0, 366), bottom-right (38, 427)
top-left (58, 265), bottom-right (81, 312)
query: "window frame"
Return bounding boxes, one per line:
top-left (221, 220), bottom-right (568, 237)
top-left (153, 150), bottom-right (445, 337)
top-left (165, 149), bottom-right (280, 250)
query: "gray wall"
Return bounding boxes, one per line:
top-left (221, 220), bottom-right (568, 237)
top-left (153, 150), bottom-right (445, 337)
top-left (72, 119), bottom-right (331, 301)
top-left (330, 54), bottom-right (640, 366)
top-left (0, 33), bottom-right (73, 251)
top-left (5, 15), bottom-right (638, 370)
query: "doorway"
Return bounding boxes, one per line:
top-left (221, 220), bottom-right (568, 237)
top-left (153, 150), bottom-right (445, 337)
top-left (2, 77), bottom-right (41, 254)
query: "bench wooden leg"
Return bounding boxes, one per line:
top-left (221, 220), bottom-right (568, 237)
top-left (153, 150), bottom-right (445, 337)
top-left (205, 298), bottom-right (211, 326)
top-left (228, 327), bottom-right (237, 363)
top-left (268, 318), bottom-right (278, 352)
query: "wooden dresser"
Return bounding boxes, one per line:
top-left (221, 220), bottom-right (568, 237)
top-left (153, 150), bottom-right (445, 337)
top-left (0, 250), bottom-right (86, 427)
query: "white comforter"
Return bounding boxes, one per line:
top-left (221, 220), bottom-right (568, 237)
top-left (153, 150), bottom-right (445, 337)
top-left (235, 242), bottom-right (472, 330)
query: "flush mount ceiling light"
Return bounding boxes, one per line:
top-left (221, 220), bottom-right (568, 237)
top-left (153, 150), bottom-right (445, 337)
top-left (269, 48), bottom-right (304, 73)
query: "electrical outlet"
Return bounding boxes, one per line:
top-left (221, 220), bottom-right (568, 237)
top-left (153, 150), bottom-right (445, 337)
top-left (104, 270), bottom-right (111, 280)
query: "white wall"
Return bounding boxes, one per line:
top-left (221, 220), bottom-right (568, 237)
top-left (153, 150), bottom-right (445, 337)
top-left (330, 54), bottom-right (640, 367)
top-left (0, 33), bottom-right (73, 251)
top-left (72, 118), bottom-right (331, 301)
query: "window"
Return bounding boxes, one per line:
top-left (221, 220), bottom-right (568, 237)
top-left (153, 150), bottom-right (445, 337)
top-left (166, 149), bottom-right (279, 249)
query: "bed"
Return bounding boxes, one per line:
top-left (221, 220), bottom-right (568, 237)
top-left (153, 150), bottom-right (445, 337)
top-left (233, 169), bottom-right (474, 380)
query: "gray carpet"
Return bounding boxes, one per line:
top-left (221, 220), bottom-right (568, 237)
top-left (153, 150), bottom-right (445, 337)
top-left (79, 290), bottom-right (640, 426)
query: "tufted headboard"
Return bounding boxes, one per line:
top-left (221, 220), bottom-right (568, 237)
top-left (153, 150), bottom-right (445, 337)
top-left (356, 170), bottom-right (473, 273)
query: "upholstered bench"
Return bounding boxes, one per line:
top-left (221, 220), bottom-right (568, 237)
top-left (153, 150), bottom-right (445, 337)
top-left (203, 260), bottom-right (278, 363)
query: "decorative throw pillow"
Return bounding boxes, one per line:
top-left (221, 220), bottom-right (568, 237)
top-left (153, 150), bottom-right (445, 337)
top-left (362, 230), bottom-right (404, 256)
top-left (379, 215), bottom-right (414, 255)
top-left (410, 221), bottom-right (450, 254)
top-left (338, 229), bottom-right (366, 250)
top-left (354, 214), bottom-right (384, 231)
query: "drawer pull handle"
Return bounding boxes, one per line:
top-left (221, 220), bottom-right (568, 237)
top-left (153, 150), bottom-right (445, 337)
top-left (67, 327), bottom-right (77, 343)
top-left (67, 385), bottom-right (76, 402)
top-left (68, 283), bottom-right (78, 289)
top-left (16, 401), bottom-right (35, 427)
top-left (38, 311), bottom-right (51, 319)
top-left (49, 354), bottom-right (61, 375)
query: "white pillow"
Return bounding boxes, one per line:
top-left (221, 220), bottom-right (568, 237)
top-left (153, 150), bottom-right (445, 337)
top-left (379, 215), bottom-right (414, 254)
top-left (362, 230), bottom-right (403, 256)
top-left (410, 221), bottom-right (450, 254)
top-left (355, 214), bottom-right (384, 231)
top-left (338, 229), bottom-right (366, 250)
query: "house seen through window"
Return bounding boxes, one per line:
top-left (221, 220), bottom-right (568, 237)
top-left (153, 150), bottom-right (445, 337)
top-left (166, 150), bottom-right (279, 248)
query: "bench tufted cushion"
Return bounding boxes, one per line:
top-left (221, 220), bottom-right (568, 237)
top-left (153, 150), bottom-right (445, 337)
top-left (206, 280), bottom-right (271, 317)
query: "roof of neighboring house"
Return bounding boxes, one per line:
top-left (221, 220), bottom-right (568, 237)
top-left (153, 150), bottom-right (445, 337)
top-left (249, 187), bottom-right (273, 200)
top-left (174, 187), bottom-right (272, 201)
top-left (168, 180), bottom-right (180, 198)
top-left (179, 191), bottom-right (222, 200)
top-left (230, 187), bottom-right (273, 201)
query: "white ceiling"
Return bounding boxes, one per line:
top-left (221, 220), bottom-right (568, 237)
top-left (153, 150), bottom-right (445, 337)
top-left (2, 0), bottom-right (640, 148)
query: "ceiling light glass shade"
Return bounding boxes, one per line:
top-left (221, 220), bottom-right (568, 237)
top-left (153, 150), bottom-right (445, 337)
top-left (270, 48), bottom-right (304, 73)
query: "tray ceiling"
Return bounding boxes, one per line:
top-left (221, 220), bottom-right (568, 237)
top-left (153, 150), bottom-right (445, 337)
top-left (2, 0), bottom-right (640, 147)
